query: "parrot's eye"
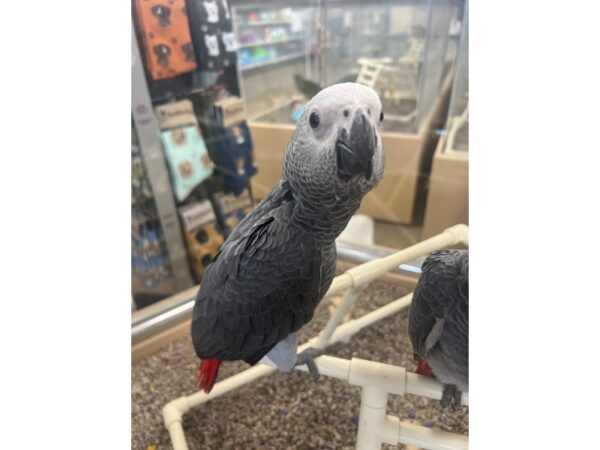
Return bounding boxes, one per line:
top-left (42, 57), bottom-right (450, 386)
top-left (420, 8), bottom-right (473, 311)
top-left (379, 111), bottom-right (384, 123)
top-left (309, 112), bottom-right (320, 129)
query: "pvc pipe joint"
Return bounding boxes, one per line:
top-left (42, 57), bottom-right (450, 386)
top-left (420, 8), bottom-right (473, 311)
top-left (163, 397), bottom-right (190, 427)
top-left (355, 388), bottom-right (401, 448)
top-left (315, 286), bottom-right (365, 348)
top-left (348, 357), bottom-right (407, 397)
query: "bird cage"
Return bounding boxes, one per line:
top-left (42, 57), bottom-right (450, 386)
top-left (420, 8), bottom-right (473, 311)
top-left (356, 41), bottom-right (423, 125)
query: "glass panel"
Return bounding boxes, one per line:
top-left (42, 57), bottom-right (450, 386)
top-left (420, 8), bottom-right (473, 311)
top-left (416, 0), bottom-right (452, 129)
top-left (444, 0), bottom-right (468, 152)
top-left (236, 0), bottom-right (458, 134)
top-left (322, 0), bottom-right (430, 133)
top-left (130, 0), bottom-right (468, 309)
top-left (233, 2), bottom-right (319, 119)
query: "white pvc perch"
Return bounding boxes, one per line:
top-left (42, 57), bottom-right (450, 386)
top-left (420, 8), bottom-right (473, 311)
top-left (164, 354), bottom-right (469, 450)
top-left (163, 224), bottom-right (469, 450)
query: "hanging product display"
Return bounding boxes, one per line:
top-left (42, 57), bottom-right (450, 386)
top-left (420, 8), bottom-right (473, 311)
top-left (186, 0), bottom-right (237, 71)
top-left (209, 121), bottom-right (257, 196)
top-left (178, 200), bottom-right (224, 282)
top-left (134, 0), bottom-right (198, 80)
top-left (155, 99), bottom-right (215, 202)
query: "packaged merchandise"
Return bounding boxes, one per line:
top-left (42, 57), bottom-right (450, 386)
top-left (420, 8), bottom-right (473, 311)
top-left (179, 200), bottom-right (224, 281)
top-left (131, 228), bottom-right (173, 289)
top-left (160, 125), bottom-right (214, 202)
top-left (209, 121), bottom-right (257, 196)
top-left (155, 99), bottom-right (215, 202)
top-left (134, 0), bottom-right (197, 80)
top-left (186, 0), bottom-right (237, 70)
top-left (214, 189), bottom-right (254, 234)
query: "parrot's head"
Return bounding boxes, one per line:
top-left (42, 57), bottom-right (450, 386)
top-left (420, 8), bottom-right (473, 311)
top-left (283, 83), bottom-right (385, 202)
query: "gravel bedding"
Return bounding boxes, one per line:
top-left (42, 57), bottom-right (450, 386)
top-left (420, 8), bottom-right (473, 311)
top-left (132, 264), bottom-right (469, 449)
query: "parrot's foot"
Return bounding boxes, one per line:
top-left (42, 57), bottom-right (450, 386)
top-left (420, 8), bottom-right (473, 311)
top-left (440, 384), bottom-right (462, 410)
top-left (295, 347), bottom-right (324, 380)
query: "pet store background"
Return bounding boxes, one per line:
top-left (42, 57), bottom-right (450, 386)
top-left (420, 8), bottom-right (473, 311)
top-left (131, 0), bottom-right (468, 312)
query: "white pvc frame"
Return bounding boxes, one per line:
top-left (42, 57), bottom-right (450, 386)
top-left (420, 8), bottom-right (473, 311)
top-left (163, 224), bottom-right (469, 450)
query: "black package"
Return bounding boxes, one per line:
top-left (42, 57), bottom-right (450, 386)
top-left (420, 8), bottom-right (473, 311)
top-left (208, 121), bottom-right (257, 196)
top-left (186, 0), bottom-right (237, 71)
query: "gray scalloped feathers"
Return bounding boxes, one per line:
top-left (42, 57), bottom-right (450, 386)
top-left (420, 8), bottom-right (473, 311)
top-left (192, 83), bottom-right (386, 369)
top-left (409, 250), bottom-right (469, 404)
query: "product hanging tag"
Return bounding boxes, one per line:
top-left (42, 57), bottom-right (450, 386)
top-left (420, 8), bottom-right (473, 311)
top-left (213, 96), bottom-right (246, 128)
top-left (155, 99), bottom-right (197, 130)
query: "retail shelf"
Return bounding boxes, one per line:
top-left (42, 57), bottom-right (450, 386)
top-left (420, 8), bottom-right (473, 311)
top-left (238, 37), bottom-right (303, 49)
top-left (240, 51), bottom-right (305, 71)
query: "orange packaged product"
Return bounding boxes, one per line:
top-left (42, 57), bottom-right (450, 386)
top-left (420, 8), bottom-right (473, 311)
top-left (134, 0), bottom-right (198, 80)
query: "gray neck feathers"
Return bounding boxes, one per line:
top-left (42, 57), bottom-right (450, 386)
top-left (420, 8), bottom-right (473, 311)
top-left (282, 133), bottom-right (368, 242)
top-left (290, 185), bottom-right (363, 242)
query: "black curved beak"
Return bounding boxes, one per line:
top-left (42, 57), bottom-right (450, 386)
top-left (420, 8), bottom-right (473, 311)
top-left (336, 112), bottom-right (376, 181)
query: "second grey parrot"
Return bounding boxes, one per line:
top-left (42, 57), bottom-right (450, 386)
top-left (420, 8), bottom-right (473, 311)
top-left (192, 83), bottom-right (385, 392)
top-left (409, 249), bottom-right (468, 409)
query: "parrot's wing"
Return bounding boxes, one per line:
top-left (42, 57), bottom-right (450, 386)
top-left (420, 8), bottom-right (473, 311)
top-left (192, 181), bottom-right (332, 362)
top-left (221, 180), bottom-right (294, 246)
top-left (409, 270), bottom-right (449, 358)
top-left (409, 250), bottom-right (468, 358)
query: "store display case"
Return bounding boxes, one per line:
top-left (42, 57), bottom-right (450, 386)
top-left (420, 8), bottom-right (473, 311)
top-left (130, 0), bottom-right (467, 306)
top-left (232, 2), bottom-right (319, 119)
top-left (240, 0), bottom-right (460, 223)
top-left (132, 22), bottom-right (196, 302)
top-left (131, 0), bottom-right (270, 305)
top-left (422, 0), bottom-right (468, 238)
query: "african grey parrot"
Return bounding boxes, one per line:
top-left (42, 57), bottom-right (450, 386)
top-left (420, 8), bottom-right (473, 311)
top-left (409, 249), bottom-right (468, 409)
top-left (192, 83), bottom-right (385, 393)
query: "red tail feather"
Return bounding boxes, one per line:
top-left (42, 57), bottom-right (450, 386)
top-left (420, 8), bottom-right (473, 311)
top-left (415, 358), bottom-right (433, 377)
top-left (196, 359), bottom-right (221, 393)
